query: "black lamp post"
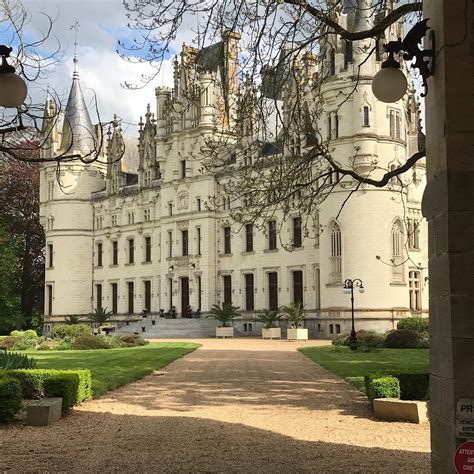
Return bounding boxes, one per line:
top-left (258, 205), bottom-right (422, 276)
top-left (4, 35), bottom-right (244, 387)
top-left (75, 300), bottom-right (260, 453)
top-left (342, 278), bottom-right (365, 351)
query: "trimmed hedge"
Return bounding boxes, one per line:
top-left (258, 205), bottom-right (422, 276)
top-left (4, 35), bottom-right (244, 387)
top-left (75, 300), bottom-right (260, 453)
top-left (365, 374), bottom-right (400, 402)
top-left (0, 375), bottom-right (22, 422)
top-left (44, 373), bottom-right (80, 413)
top-left (396, 372), bottom-right (430, 401)
top-left (365, 371), bottom-right (429, 401)
top-left (6, 369), bottom-right (92, 402)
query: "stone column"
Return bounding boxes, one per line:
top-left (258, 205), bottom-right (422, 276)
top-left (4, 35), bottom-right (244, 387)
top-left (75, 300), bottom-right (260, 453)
top-left (421, 1), bottom-right (474, 472)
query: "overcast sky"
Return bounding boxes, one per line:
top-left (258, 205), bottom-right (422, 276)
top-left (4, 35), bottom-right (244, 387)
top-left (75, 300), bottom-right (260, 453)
top-left (21, 0), bottom-right (195, 136)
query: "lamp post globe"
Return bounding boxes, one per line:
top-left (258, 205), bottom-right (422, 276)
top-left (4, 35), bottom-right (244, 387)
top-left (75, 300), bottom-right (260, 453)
top-left (0, 72), bottom-right (27, 107)
top-left (372, 67), bottom-right (408, 103)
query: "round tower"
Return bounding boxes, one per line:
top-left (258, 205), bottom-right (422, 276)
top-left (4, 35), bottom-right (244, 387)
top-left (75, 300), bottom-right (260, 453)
top-left (40, 66), bottom-right (105, 329)
top-left (318, 0), bottom-right (428, 332)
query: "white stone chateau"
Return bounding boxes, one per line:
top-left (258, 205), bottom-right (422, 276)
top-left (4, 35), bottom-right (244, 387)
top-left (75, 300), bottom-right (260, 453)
top-left (39, 4), bottom-right (428, 337)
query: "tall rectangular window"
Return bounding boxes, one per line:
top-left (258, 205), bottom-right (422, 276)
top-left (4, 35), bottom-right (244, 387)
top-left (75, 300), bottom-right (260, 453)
top-left (330, 49), bottom-right (336, 75)
top-left (293, 270), bottom-right (303, 305)
top-left (197, 276), bottom-right (202, 310)
top-left (145, 236), bottom-right (152, 262)
top-left (111, 283), bottom-right (118, 314)
top-left (196, 227), bottom-right (202, 255)
top-left (409, 271), bottom-right (422, 311)
top-left (168, 203), bottom-right (173, 216)
top-left (47, 284), bottom-right (53, 315)
top-left (223, 275), bottom-right (232, 304)
top-left (268, 220), bottom-right (277, 250)
top-left (344, 40), bottom-right (353, 68)
top-left (112, 241), bottom-right (118, 265)
top-left (182, 230), bottom-right (189, 256)
top-left (47, 244), bottom-right (53, 268)
top-left (293, 217), bottom-right (302, 248)
top-left (180, 160), bottom-right (186, 178)
top-left (245, 223), bottom-right (253, 252)
top-left (96, 284), bottom-right (102, 310)
top-left (224, 226), bottom-right (231, 254)
top-left (244, 274), bottom-right (254, 311)
top-left (144, 280), bottom-right (151, 312)
top-left (169, 278), bottom-right (173, 309)
top-left (97, 242), bottom-right (103, 267)
top-left (168, 231), bottom-right (173, 258)
top-left (128, 239), bottom-right (135, 264)
top-left (127, 281), bottom-right (134, 314)
top-left (197, 198), bottom-right (201, 211)
top-left (268, 272), bottom-right (278, 310)
top-left (363, 106), bottom-right (370, 127)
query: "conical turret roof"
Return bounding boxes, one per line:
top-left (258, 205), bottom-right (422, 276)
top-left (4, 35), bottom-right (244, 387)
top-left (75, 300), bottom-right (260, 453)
top-left (60, 69), bottom-right (97, 156)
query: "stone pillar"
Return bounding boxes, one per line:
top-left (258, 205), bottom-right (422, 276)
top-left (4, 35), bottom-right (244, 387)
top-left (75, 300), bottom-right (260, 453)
top-left (421, 1), bottom-right (474, 472)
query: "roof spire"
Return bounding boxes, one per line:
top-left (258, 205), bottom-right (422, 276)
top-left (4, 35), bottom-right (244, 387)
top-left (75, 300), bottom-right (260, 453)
top-left (70, 19), bottom-right (80, 78)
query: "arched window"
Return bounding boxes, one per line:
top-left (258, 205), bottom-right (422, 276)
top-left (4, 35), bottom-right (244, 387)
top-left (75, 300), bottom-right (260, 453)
top-left (391, 219), bottom-right (404, 283)
top-left (329, 222), bottom-right (342, 283)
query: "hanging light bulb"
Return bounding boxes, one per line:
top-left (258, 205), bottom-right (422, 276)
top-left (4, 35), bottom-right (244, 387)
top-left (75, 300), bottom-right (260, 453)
top-left (372, 67), bottom-right (408, 103)
top-left (0, 45), bottom-right (27, 108)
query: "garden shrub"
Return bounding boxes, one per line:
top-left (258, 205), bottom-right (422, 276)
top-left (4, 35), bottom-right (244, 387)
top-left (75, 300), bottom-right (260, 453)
top-left (0, 375), bottom-right (22, 422)
top-left (384, 329), bottom-right (422, 349)
top-left (0, 351), bottom-right (36, 370)
top-left (10, 333), bottom-right (41, 350)
top-left (417, 331), bottom-right (430, 349)
top-left (365, 373), bottom-right (401, 402)
top-left (356, 331), bottom-right (385, 352)
top-left (55, 339), bottom-right (74, 351)
top-left (44, 373), bottom-right (80, 413)
top-left (50, 324), bottom-right (92, 340)
top-left (331, 330), bottom-right (385, 351)
top-left (7, 368), bottom-right (92, 401)
top-left (24, 329), bottom-right (38, 338)
top-left (9, 330), bottom-right (22, 337)
top-left (0, 336), bottom-right (16, 350)
top-left (36, 340), bottom-right (58, 351)
top-left (72, 334), bottom-right (109, 350)
top-left (397, 317), bottom-right (429, 333)
top-left (120, 335), bottom-right (149, 347)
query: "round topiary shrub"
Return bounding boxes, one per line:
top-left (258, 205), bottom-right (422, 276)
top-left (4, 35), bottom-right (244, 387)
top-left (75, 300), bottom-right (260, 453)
top-left (385, 329), bottom-right (422, 349)
top-left (24, 329), bottom-right (38, 338)
top-left (72, 334), bottom-right (110, 350)
top-left (9, 330), bottom-right (23, 337)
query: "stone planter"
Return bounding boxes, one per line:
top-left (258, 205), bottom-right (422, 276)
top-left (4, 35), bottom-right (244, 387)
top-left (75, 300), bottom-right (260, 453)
top-left (216, 327), bottom-right (234, 338)
top-left (287, 328), bottom-right (308, 341)
top-left (373, 398), bottom-right (429, 423)
top-left (27, 398), bottom-right (62, 426)
top-left (262, 327), bottom-right (281, 339)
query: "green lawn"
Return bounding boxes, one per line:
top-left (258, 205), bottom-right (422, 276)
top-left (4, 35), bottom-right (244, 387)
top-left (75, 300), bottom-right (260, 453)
top-left (299, 346), bottom-right (429, 392)
top-left (26, 342), bottom-right (200, 397)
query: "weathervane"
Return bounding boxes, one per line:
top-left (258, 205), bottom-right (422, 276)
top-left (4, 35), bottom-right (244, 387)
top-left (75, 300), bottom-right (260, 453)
top-left (70, 20), bottom-right (80, 74)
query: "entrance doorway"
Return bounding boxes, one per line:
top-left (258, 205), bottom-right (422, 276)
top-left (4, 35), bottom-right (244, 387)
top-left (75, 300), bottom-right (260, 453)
top-left (181, 277), bottom-right (190, 318)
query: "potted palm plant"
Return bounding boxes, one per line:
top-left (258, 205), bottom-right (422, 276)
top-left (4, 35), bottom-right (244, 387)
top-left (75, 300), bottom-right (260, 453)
top-left (207, 303), bottom-right (240, 338)
top-left (282, 302), bottom-right (308, 341)
top-left (89, 307), bottom-right (114, 335)
top-left (256, 309), bottom-right (282, 339)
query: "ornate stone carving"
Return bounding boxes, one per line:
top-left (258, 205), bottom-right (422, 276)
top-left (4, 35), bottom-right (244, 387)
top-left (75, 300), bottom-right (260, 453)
top-left (177, 191), bottom-right (189, 209)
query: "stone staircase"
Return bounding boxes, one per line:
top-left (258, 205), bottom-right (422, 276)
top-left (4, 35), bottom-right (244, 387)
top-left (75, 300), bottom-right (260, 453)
top-left (115, 317), bottom-right (219, 338)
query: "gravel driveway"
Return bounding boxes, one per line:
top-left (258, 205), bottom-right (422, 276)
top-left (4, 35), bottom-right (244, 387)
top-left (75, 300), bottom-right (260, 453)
top-left (0, 339), bottom-right (430, 473)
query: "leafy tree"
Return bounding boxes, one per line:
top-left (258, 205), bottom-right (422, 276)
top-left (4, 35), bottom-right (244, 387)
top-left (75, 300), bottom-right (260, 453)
top-left (207, 303), bottom-right (240, 327)
top-left (0, 158), bottom-right (44, 329)
top-left (0, 224), bottom-right (21, 333)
